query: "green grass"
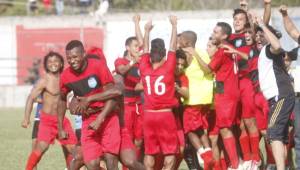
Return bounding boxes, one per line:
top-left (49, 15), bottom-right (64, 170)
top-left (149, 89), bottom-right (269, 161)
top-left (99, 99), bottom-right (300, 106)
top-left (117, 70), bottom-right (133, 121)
top-left (0, 108), bottom-right (188, 169)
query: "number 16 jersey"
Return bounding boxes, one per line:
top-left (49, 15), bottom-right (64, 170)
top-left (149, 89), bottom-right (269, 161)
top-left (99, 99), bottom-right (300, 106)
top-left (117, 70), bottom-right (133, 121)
top-left (139, 51), bottom-right (178, 110)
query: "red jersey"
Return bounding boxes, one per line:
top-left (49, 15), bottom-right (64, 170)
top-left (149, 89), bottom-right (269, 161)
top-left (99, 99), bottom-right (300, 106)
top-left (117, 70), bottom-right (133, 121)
top-left (229, 33), bottom-right (251, 78)
top-left (175, 73), bottom-right (189, 99)
top-left (60, 57), bottom-right (114, 109)
top-left (139, 51), bottom-right (178, 110)
top-left (248, 45), bottom-right (260, 88)
top-left (114, 58), bottom-right (141, 103)
top-left (208, 48), bottom-right (239, 98)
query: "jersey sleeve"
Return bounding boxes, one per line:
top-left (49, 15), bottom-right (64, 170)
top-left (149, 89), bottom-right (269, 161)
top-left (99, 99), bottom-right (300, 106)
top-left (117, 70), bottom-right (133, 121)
top-left (114, 58), bottom-right (128, 74)
top-left (97, 60), bottom-right (114, 85)
top-left (139, 53), bottom-right (151, 72)
top-left (180, 74), bottom-right (189, 88)
top-left (59, 73), bottom-right (70, 97)
top-left (265, 44), bottom-right (285, 59)
top-left (208, 49), bottom-right (224, 72)
top-left (165, 51), bottom-right (176, 71)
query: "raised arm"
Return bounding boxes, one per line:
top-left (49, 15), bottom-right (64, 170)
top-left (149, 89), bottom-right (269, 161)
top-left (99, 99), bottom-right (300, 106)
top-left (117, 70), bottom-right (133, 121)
top-left (263, 0), bottom-right (272, 25)
top-left (133, 14), bottom-right (144, 47)
top-left (222, 44), bottom-right (249, 60)
top-left (280, 5), bottom-right (300, 44)
top-left (22, 78), bottom-right (46, 128)
top-left (254, 16), bottom-right (281, 54)
top-left (143, 20), bottom-right (153, 54)
top-left (169, 15), bottom-right (177, 52)
top-left (183, 47), bottom-right (212, 74)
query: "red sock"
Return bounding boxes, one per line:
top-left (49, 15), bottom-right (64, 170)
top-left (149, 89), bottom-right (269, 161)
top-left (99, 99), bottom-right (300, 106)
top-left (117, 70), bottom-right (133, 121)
top-left (26, 150), bottom-right (42, 170)
top-left (65, 154), bottom-right (73, 168)
top-left (265, 141), bottom-right (275, 164)
top-left (249, 132), bottom-right (260, 161)
top-left (214, 159), bottom-right (222, 170)
top-left (223, 137), bottom-right (239, 168)
top-left (200, 149), bottom-right (214, 170)
top-left (239, 132), bottom-right (251, 161)
top-left (220, 158), bottom-right (227, 170)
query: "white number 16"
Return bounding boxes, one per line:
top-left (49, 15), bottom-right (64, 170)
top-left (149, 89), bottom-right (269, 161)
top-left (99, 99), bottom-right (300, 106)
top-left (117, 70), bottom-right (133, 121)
top-left (145, 75), bottom-right (166, 95)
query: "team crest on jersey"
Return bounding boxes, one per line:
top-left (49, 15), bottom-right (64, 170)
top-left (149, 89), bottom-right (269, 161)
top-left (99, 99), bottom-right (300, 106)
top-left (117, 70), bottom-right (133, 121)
top-left (88, 77), bottom-right (97, 88)
top-left (235, 39), bottom-right (243, 48)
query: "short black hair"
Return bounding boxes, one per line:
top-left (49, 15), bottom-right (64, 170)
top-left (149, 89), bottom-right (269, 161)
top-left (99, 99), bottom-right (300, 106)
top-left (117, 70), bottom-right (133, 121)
top-left (255, 25), bottom-right (282, 39)
top-left (43, 51), bottom-right (64, 73)
top-left (217, 22), bottom-right (232, 40)
top-left (233, 8), bottom-right (249, 23)
top-left (65, 40), bottom-right (84, 52)
top-left (181, 31), bottom-right (197, 47)
top-left (176, 49), bottom-right (188, 68)
top-left (150, 38), bottom-right (166, 63)
top-left (286, 47), bottom-right (299, 61)
top-left (125, 36), bottom-right (137, 46)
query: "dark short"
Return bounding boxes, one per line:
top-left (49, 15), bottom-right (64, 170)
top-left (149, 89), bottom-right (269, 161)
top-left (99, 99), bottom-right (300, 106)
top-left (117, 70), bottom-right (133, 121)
top-left (267, 93), bottom-right (295, 144)
top-left (75, 129), bottom-right (81, 145)
top-left (31, 120), bottom-right (40, 139)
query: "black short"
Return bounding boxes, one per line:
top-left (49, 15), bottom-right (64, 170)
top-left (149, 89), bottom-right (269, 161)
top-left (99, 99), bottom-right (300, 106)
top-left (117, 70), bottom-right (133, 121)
top-left (75, 129), bottom-right (81, 144)
top-left (31, 120), bottom-right (40, 139)
top-left (267, 93), bottom-right (295, 144)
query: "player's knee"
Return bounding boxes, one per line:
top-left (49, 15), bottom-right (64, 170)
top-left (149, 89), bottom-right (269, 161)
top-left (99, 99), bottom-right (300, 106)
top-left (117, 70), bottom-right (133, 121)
top-left (209, 135), bottom-right (218, 147)
top-left (163, 156), bottom-right (176, 168)
top-left (85, 160), bottom-right (100, 170)
top-left (244, 118), bottom-right (257, 129)
top-left (123, 158), bottom-right (135, 168)
top-left (144, 157), bottom-right (155, 168)
top-left (105, 157), bottom-right (118, 170)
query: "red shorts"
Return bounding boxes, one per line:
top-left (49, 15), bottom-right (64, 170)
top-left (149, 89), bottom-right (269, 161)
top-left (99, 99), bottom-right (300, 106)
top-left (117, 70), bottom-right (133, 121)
top-left (124, 103), bottom-right (143, 140)
top-left (239, 78), bottom-right (256, 119)
top-left (183, 105), bottom-right (209, 133)
top-left (81, 113), bottom-right (120, 162)
top-left (215, 94), bottom-right (239, 128)
top-left (143, 110), bottom-right (179, 155)
top-left (37, 112), bottom-right (77, 145)
top-left (254, 92), bottom-right (269, 130)
top-left (175, 114), bottom-right (185, 147)
top-left (206, 110), bottom-right (220, 136)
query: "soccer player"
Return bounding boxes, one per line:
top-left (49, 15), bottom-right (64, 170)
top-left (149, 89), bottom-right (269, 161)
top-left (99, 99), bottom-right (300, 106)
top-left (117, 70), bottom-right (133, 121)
top-left (114, 16), bottom-right (144, 164)
top-left (190, 22), bottom-right (242, 169)
top-left (22, 51), bottom-right (77, 170)
top-left (229, 8), bottom-right (261, 168)
top-left (139, 16), bottom-right (179, 170)
top-left (179, 31), bottom-right (214, 170)
top-left (58, 40), bottom-right (120, 170)
top-left (255, 16), bottom-right (295, 170)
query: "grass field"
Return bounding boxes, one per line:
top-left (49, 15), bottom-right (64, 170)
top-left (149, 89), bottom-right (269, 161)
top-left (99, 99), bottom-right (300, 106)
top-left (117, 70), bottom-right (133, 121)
top-left (0, 108), bottom-right (188, 170)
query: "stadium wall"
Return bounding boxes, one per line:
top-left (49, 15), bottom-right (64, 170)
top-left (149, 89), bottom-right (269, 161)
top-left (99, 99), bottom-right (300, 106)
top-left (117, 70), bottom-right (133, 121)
top-left (0, 8), bottom-right (299, 107)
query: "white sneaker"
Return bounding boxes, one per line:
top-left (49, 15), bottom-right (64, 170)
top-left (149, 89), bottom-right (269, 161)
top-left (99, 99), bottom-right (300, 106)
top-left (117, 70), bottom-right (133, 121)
top-left (250, 160), bottom-right (261, 170)
top-left (196, 150), bottom-right (204, 165)
top-left (242, 160), bottom-right (252, 170)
